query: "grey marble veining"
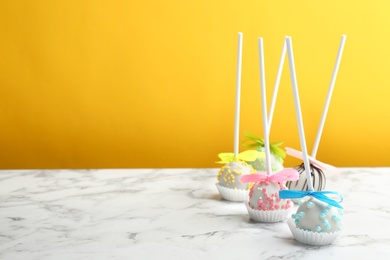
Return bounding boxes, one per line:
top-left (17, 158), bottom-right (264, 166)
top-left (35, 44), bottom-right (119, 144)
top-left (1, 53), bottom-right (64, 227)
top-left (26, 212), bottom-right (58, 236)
top-left (0, 168), bottom-right (389, 259)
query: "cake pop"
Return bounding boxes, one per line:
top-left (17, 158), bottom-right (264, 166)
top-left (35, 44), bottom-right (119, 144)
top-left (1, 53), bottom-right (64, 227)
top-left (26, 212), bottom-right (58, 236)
top-left (217, 160), bottom-right (255, 190)
top-left (293, 196), bottom-right (343, 233)
top-left (280, 35), bottom-right (345, 245)
top-left (215, 32), bottom-right (262, 201)
top-left (280, 190), bottom-right (344, 245)
top-left (287, 162), bottom-right (326, 191)
top-left (216, 150), bottom-right (262, 201)
top-left (243, 132), bottom-right (284, 172)
top-left (241, 169), bottom-right (298, 222)
top-left (240, 37), bottom-right (298, 222)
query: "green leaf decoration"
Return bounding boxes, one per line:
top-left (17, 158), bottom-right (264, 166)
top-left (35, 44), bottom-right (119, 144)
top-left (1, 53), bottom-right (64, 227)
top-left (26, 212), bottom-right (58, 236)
top-left (242, 131), bottom-right (286, 158)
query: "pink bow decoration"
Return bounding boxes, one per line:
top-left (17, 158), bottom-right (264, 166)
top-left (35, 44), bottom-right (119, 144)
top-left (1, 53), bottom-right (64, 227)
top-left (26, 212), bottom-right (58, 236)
top-left (240, 168), bottom-right (299, 183)
top-left (286, 147), bottom-right (339, 174)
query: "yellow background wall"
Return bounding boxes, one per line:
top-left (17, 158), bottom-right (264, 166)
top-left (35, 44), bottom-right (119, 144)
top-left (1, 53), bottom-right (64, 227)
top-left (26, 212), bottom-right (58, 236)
top-left (0, 1), bottom-right (389, 169)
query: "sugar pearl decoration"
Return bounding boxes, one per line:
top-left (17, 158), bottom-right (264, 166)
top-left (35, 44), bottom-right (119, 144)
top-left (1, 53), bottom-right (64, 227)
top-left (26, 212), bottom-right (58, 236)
top-left (248, 181), bottom-right (292, 210)
top-left (217, 161), bottom-right (256, 190)
top-left (293, 197), bottom-right (343, 233)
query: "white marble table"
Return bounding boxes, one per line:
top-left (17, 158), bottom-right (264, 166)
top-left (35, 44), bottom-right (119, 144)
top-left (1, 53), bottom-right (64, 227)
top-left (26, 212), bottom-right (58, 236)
top-left (0, 168), bottom-right (389, 259)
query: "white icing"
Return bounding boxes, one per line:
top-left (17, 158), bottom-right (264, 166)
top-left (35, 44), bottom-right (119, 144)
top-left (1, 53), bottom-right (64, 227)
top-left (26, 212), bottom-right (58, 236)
top-left (248, 147), bottom-right (284, 172)
top-left (248, 181), bottom-right (292, 211)
top-left (294, 197), bottom-right (343, 233)
top-left (217, 161), bottom-right (254, 190)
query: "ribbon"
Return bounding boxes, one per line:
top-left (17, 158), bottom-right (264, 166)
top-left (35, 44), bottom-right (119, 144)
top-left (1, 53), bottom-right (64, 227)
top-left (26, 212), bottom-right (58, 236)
top-left (240, 168), bottom-right (299, 183)
top-left (242, 132), bottom-right (286, 158)
top-left (286, 147), bottom-right (339, 174)
top-left (279, 190), bottom-right (343, 209)
top-left (216, 150), bottom-right (265, 164)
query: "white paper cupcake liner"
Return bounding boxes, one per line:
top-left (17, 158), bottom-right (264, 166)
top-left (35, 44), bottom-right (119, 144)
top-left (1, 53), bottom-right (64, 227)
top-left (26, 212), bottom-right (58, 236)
top-left (287, 218), bottom-right (341, 246)
top-left (244, 200), bottom-right (293, 222)
top-left (215, 183), bottom-right (249, 202)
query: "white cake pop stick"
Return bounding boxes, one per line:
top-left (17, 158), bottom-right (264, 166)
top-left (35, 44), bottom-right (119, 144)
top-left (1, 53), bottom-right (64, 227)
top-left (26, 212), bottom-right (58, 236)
top-left (258, 38), bottom-right (272, 176)
top-left (233, 32), bottom-right (243, 157)
top-left (311, 35), bottom-right (347, 158)
top-left (285, 36), bottom-right (313, 191)
top-left (268, 40), bottom-right (287, 132)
